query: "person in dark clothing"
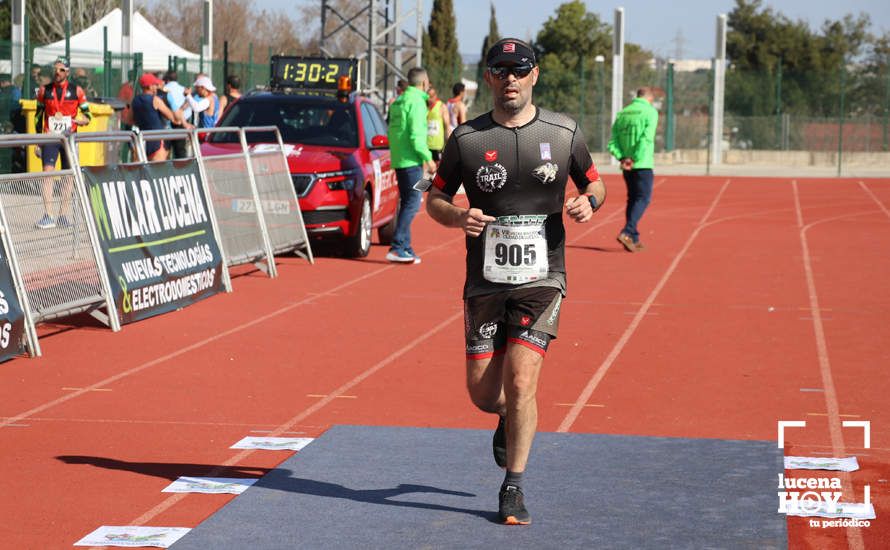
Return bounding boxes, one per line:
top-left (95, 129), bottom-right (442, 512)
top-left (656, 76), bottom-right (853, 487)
top-left (426, 38), bottom-right (606, 526)
top-left (132, 73), bottom-right (186, 161)
top-left (219, 74), bottom-right (242, 117)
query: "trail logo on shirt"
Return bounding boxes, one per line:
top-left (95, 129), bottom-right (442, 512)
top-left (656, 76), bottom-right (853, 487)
top-left (476, 163), bottom-right (507, 192)
top-left (485, 150), bottom-right (498, 162)
top-left (539, 143), bottom-right (551, 160)
top-left (532, 162), bottom-right (558, 184)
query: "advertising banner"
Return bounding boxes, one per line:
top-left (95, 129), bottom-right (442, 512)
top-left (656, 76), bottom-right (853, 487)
top-left (82, 159), bottom-right (224, 325)
top-left (0, 241), bottom-right (27, 362)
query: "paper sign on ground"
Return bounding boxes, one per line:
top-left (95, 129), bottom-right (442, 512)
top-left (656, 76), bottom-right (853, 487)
top-left (784, 456), bottom-right (859, 472)
top-left (230, 436), bottom-right (314, 451)
top-left (162, 477), bottom-right (258, 494)
top-left (74, 526), bottom-right (190, 548)
top-left (782, 501), bottom-right (876, 520)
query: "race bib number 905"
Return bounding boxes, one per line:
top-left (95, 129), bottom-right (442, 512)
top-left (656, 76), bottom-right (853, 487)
top-left (483, 216), bottom-right (548, 284)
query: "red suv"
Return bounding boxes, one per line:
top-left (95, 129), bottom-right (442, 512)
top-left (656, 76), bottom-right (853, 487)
top-left (201, 91), bottom-right (398, 257)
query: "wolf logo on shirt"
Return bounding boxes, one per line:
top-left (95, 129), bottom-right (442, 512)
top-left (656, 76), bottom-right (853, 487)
top-left (532, 162), bottom-right (558, 184)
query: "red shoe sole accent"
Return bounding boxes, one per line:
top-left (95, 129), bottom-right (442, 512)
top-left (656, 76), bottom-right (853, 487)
top-left (503, 516), bottom-right (531, 525)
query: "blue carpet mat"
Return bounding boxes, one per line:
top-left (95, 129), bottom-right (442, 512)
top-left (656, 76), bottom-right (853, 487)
top-left (172, 425), bottom-right (785, 549)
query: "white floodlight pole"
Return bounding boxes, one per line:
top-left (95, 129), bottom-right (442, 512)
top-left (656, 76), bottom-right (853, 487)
top-left (611, 7), bottom-right (625, 165)
top-left (369, 0), bottom-right (377, 93)
top-left (11, 0), bottom-right (25, 77)
top-left (711, 14), bottom-right (727, 165)
top-left (203, 0), bottom-right (214, 79)
top-left (416, 0), bottom-right (423, 67)
top-left (393, 0), bottom-right (402, 79)
top-left (122, 0), bottom-right (133, 83)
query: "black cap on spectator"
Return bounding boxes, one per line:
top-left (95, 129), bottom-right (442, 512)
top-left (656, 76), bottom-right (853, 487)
top-left (486, 38), bottom-right (536, 67)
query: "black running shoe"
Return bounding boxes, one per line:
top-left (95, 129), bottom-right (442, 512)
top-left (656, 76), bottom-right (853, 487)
top-left (492, 415), bottom-right (507, 468)
top-left (498, 484), bottom-right (531, 525)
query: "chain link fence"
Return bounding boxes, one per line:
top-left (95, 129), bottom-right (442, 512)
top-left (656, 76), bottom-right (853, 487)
top-left (469, 57), bottom-right (889, 170)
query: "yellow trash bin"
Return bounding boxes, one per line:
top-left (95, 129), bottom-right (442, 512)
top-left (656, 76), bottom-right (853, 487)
top-left (21, 99), bottom-right (115, 171)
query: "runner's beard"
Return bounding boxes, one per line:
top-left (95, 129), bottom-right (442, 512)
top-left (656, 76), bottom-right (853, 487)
top-left (495, 90), bottom-right (529, 116)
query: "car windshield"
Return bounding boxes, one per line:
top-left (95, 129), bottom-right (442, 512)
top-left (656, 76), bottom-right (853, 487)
top-left (213, 99), bottom-right (358, 147)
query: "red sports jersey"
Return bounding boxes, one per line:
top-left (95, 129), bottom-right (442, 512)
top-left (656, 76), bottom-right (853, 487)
top-left (37, 81), bottom-right (88, 134)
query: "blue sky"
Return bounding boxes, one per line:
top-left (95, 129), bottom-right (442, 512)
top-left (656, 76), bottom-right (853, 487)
top-left (255, 0), bottom-right (890, 59)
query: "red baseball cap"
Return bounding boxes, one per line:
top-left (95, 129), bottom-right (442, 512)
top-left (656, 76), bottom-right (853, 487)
top-left (139, 73), bottom-right (163, 88)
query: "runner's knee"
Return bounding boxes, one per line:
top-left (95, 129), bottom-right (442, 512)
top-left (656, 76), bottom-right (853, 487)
top-left (503, 369), bottom-right (538, 406)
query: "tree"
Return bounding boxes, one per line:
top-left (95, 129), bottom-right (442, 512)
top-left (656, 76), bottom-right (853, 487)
top-left (533, 0), bottom-right (611, 115)
top-left (0, 1), bottom-right (10, 41)
top-left (623, 42), bottom-right (657, 100)
top-left (142, 0), bottom-right (309, 69)
top-left (424, 0), bottom-right (460, 92)
top-left (473, 2), bottom-right (500, 111)
top-left (29, 0), bottom-right (117, 45)
top-left (531, 1), bottom-right (656, 149)
top-left (299, 0), bottom-right (371, 58)
top-left (852, 30), bottom-right (890, 120)
top-left (726, 0), bottom-right (872, 119)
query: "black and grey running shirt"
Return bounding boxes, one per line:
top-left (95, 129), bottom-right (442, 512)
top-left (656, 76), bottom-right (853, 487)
top-left (432, 107), bottom-right (600, 298)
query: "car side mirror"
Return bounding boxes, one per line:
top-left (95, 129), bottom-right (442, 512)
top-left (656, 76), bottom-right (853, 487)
top-left (371, 134), bottom-right (389, 148)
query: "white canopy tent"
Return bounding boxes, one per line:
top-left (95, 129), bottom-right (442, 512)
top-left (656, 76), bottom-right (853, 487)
top-left (34, 8), bottom-right (199, 71)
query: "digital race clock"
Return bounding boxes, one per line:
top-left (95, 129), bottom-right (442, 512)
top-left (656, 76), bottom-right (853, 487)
top-left (270, 56), bottom-right (359, 91)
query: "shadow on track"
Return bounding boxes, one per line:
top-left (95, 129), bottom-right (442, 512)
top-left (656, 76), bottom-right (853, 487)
top-left (55, 455), bottom-right (271, 481)
top-left (259, 469), bottom-right (498, 522)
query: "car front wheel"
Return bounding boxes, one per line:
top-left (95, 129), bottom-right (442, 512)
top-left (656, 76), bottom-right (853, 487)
top-left (343, 195), bottom-right (372, 257)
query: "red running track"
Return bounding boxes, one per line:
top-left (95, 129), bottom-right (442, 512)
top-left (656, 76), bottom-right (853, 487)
top-left (0, 174), bottom-right (888, 549)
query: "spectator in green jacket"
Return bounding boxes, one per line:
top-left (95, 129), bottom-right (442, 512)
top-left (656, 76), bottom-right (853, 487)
top-left (386, 67), bottom-right (436, 264)
top-left (608, 87), bottom-right (658, 252)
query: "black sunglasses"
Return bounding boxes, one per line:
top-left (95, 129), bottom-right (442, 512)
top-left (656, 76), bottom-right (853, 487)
top-left (488, 64), bottom-right (534, 79)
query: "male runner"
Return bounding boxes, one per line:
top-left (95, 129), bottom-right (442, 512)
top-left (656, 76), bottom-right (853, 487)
top-left (426, 38), bottom-right (606, 525)
top-left (35, 57), bottom-right (91, 229)
top-left (447, 82), bottom-right (468, 128)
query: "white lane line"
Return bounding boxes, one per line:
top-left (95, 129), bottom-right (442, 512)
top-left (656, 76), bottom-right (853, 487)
top-left (124, 310), bottom-right (463, 528)
top-left (857, 180), bottom-right (890, 219)
top-left (0, 236), bottom-right (464, 430)
top-left (0, 416), bottom-right (322, 429)
top-left (793, 180), bottom-right (865, 550)
top-left (557, 179), bottom-right (731, 433)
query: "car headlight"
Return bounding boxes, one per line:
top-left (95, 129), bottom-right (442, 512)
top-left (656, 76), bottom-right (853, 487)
top-left (324, 176), bottom-right (356, 191)
top-left (316, 169), bottom-right (360, 192)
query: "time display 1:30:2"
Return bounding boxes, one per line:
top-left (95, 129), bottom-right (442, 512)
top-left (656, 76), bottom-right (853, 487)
top-left (280, 62), bottom-right (350, 84)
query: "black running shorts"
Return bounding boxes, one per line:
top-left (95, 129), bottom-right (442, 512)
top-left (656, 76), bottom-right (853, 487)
top-left (40, 143), bottom-right (70, 169)
top-left (464, 286), bottom-right (562, 359)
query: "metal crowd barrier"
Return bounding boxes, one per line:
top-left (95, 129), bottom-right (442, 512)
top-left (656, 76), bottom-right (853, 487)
top-left (0, 125), bottom-right (315, 360)
top-left (0, 134), bottom-right (121, 357)
top-left (195, 127), bottom-right (277, 277)
top-left (241, 126), bottom-right (314, 264)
